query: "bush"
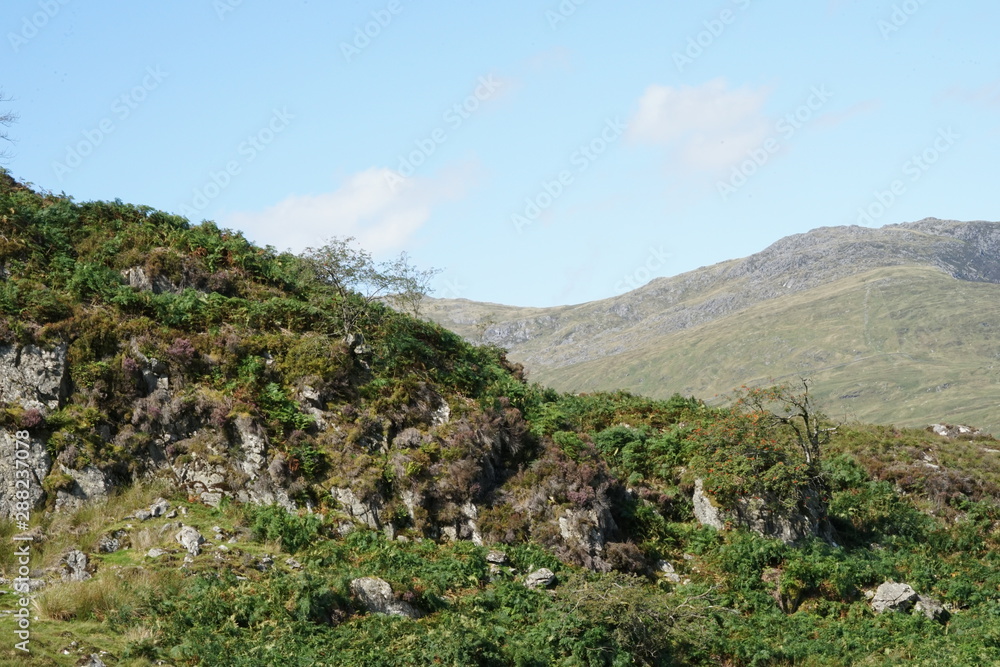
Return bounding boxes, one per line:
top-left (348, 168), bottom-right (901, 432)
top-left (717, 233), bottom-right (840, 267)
top-left (246, 503), bottom-right (324, 553)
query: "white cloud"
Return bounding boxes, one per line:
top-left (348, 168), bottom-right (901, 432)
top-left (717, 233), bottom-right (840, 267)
top-left (628, 78), bottom-right (772, 171)
top-left (225, 164), bottom-right (476, 255)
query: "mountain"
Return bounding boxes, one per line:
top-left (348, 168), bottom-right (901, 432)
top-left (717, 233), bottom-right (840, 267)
top-left (423, 219), bottom-right (1000, 431)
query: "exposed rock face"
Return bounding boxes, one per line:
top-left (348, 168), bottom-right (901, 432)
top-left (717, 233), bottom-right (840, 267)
top-left (0, 430), bottom-right (51, 520)
top-left (440, 501), bottom-right (483, 546)
top-left (0, 342), bottom-right (69, 410)
top-left (349, 577), bottom-right (422, 618)
top-left (870, 582), bottom-right (919, 614)
top-left (558, 507), bottom-right (614, 557)
top-left (121, 266), bottom-right (177, 294)
top-left (692, 478), bottom-right (829, 544)
top-left (54, 464), bottom-right (113, 512)
top-left (333, 487), bottom-right (385, 530)
top-left (692, 479), bottom-right (725, 530)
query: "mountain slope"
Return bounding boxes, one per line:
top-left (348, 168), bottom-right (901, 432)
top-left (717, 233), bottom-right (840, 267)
top-left (424, 219), bottom-right (1000, 431)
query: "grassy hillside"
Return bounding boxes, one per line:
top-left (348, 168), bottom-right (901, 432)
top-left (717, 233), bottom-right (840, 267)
top-left (424, 222), bottom-right (1000, 432)
top-left (3, 170), bottom-right (1000, 665)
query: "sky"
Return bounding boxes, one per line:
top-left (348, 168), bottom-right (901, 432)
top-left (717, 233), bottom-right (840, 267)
top-left (2, 0), bottom-right (998, 307)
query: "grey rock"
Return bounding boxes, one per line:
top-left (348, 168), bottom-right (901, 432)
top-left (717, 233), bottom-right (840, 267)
top-left (97, 530), bottom-right (127, 553)
top-left (134, 510), bottom-right (153, 522)
top-left (930, 423), bottom-right (986, 439)
top-left (149, 497), bottom-right (171, 517)
top-left (558, 507), bottom-right (613, 556)
top-left (332, 486), bottom-right (384, 530)
top-left (76, 654), bottom-right (107, 667)
top-left (914, 595), bottom-right (950, 622)
top-left (0, 342), bottom-right (68, 410)
top-left (285, 557), bottom-right (302, 570)
top-left (54, 464), bottom-right (113, 512)
top-left (146, 548), bottom-right (167, 558)
top-left (871, 582), bottom-right (920, 614)
top-left (257, 556), bottom-right (274, 571)
top-left (526, 568), bottom-right (556, 589)
top-left (349, 576), bottom-right (423, 618)
top-left (692, 478), bottom-right (828, 544)
top-left (657, 560), bottom-right (682, 583)
top-left (0, 430), bottom-right (50, 519)
top-left (486, 550), bottom-right (508, 565)
top-left (692, 479), bottom-right (725, 530)
top-left (175, 525), bottom-right (205, 556)
top-left (61, 550), bottom-right (91, 582)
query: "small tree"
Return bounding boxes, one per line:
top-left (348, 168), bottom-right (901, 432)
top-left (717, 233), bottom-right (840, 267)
top-left (302, 236), bottom-right (439, 337)
top-left (689, 380), bottom-right (833, 510)
top-left (736, 379), bottom-right (834, 469)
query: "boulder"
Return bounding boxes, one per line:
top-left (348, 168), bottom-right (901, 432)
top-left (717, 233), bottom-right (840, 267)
top-left (149, 497), bottom-right (171, 517)
top-left (97, 530), bottom-right (128, 553)
top-left (175, 525), bottom-right (205, 556)
top-left (349, 577), bottom-right (422, 618)
top-left (656, 560), bottom-right (681, 583)
top-left (486, 550), bottom-right (508, 565)
top-left (871, 582), bottom-right (920, 614)
top-left (914, 595), bottom-right (949, 622)
top-left (930, 423), bottom-right (986, 439)
top-left (525, 568), bottom-right (556, 589)
top-left (61, 550), bottom-right (91, 582)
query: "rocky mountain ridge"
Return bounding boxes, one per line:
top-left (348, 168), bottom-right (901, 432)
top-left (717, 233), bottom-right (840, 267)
top-left (423, 218), bottom-right (1000, 429)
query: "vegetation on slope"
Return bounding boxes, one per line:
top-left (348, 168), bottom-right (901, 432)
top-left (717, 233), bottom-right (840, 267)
top-left (1, 171), bottom-right (1000, 665)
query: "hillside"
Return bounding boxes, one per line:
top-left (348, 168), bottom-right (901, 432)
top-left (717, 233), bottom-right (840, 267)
top-left (423, 219), bottom-right (1000, 431)
top-left (3, 170), bottom-right (1000, 665)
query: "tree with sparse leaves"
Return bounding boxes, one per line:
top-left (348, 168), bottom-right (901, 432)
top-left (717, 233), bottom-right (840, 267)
top-left (302, 236), bottom-right (440, 338)
top-left (736, 378), bottom-right (835, 470)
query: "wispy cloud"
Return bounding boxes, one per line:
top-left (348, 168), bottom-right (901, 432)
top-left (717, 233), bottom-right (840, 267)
top-left (940, 79), bottom-right (1000, 108)
top-left (627, 78), bottom-right (772, 171)
top-left (225, 164), bottom-right (477, 255)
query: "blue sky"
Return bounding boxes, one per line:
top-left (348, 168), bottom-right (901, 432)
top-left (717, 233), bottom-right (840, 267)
top-left (2, 0), bottom-right (997, 307)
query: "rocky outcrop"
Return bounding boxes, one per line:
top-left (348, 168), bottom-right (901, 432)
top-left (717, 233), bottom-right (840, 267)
top-left (0, 342), bottom-right (68, 410)
top-left (558, 507), bottom-right (614, 558)
top-left (53, 464), bottom-right (113, 512)
top-left (0, 430), bottom-right (51, 519)
top-left (332, 487), bottom-right (385, 531)
top-left (440, 501), bottom-right (483, 546)
top-left (929, 423), bottom-right (988, 439)
top-left (349, 577), bottom-right (422, 618)
top-left (692, 478), bottom-right (829, 544)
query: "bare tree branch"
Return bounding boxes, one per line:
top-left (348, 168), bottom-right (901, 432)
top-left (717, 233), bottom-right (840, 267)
top-left (0, 90), bottom-right (18, 161)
